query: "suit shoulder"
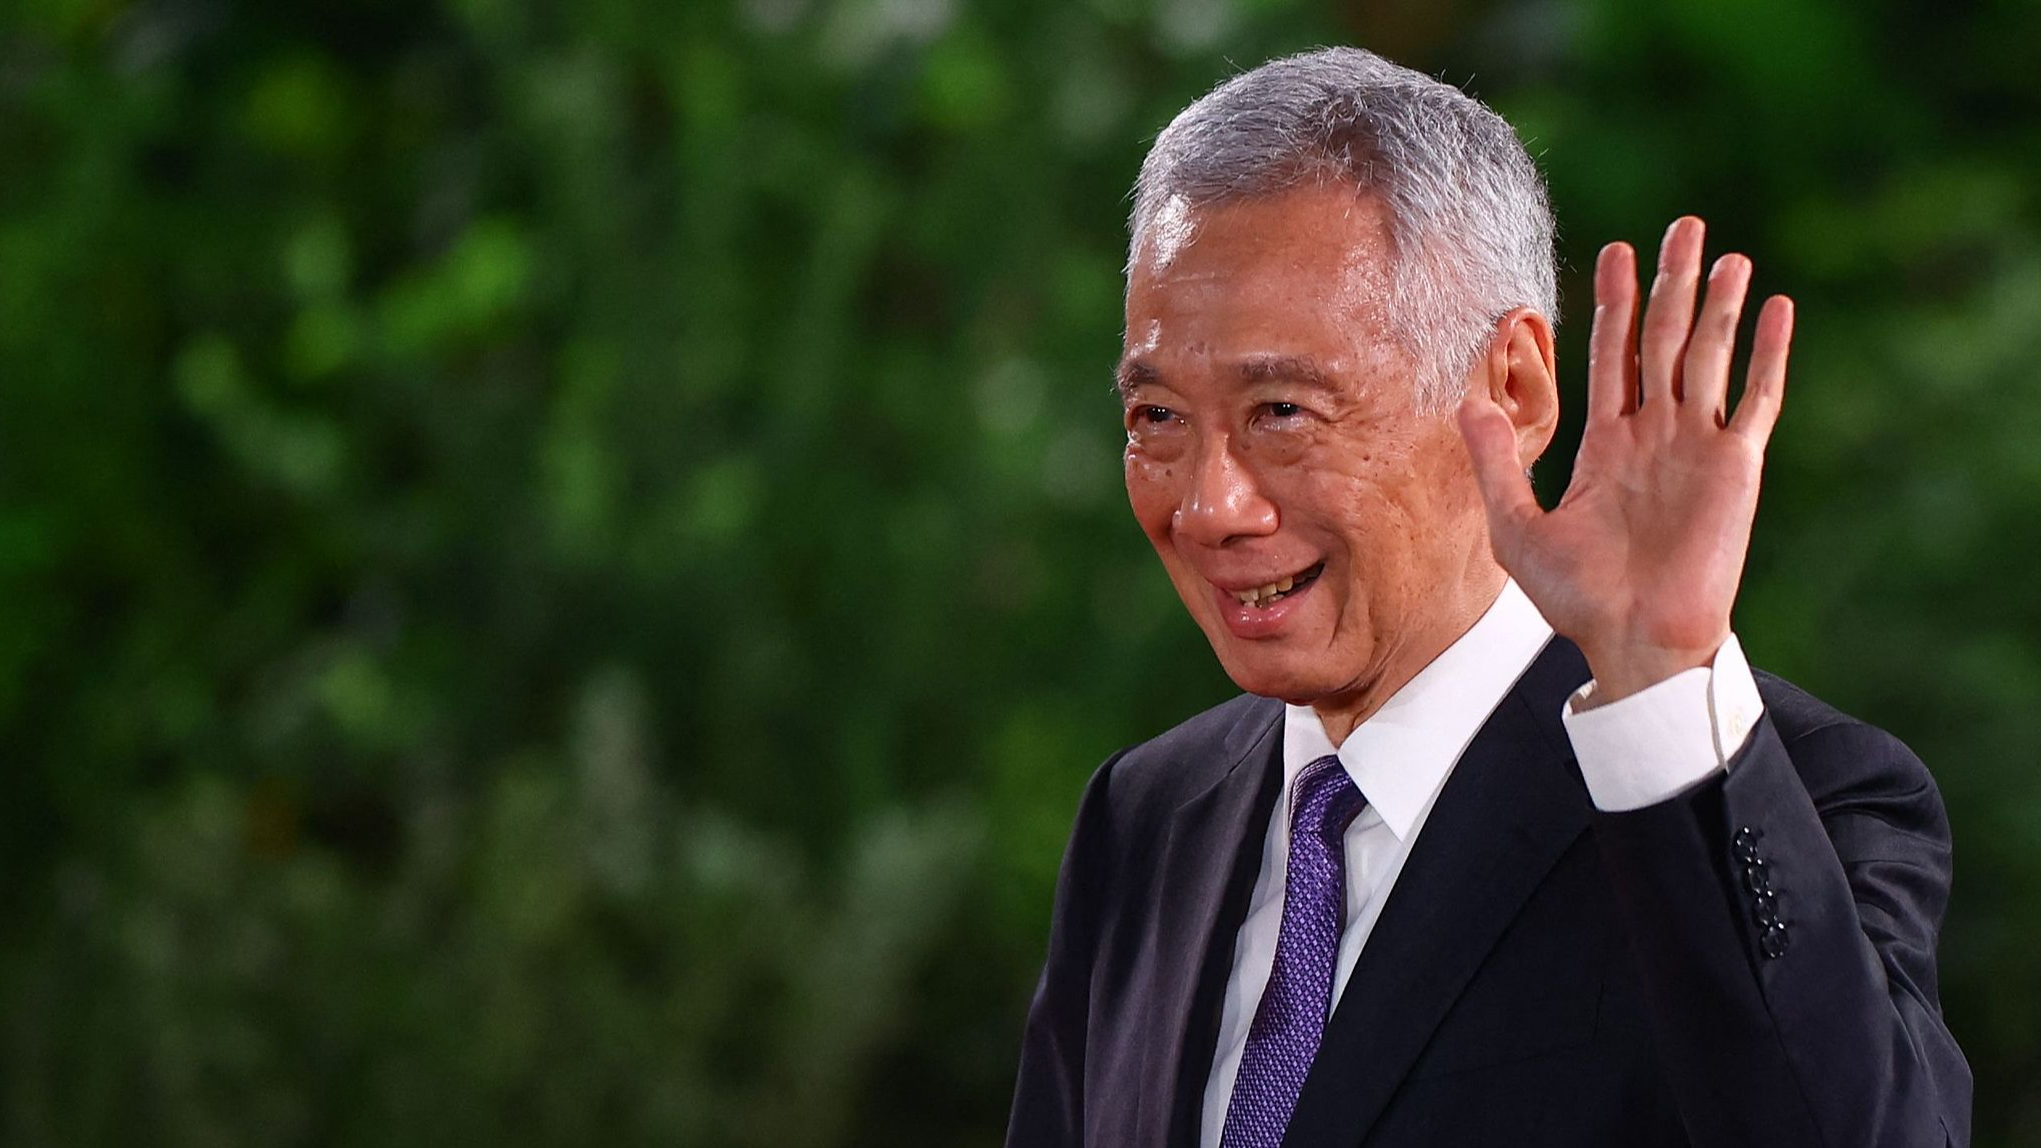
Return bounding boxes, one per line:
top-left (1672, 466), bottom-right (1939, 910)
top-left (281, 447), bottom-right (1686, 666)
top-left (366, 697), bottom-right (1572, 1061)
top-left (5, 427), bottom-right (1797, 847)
top-left (1102, 692), bottom-right (1280, 817)
top-left (1119, 691), bottom-right (1276, 762)
top-left (1753, 669), bottom-right (1948, 837)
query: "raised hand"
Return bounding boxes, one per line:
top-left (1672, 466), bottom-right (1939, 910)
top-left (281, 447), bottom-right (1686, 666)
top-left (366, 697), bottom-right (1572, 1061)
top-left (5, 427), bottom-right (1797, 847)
top-left (1456, 216), bottom-right (1794, 704)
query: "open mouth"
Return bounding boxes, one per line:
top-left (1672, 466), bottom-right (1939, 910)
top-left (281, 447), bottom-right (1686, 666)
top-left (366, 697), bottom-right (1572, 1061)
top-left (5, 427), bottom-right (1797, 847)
top-left (1229, 561), bottom-right (1325, 609)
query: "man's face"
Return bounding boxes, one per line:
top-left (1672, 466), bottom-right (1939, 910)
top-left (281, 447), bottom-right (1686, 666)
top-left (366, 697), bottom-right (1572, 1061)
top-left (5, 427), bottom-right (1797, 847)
top-left (1118, 187), bottom-right (1496, 705)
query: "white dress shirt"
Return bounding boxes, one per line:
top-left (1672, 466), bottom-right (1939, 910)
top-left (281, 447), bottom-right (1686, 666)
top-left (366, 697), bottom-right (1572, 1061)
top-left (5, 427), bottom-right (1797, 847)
top-left (1198, 580), bottom-right (1766, 1147)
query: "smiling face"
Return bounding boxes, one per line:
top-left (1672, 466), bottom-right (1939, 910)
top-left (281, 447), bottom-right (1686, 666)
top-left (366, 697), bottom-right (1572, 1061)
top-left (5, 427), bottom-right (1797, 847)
top-left (1120, 186), bottom-right (1509, 720)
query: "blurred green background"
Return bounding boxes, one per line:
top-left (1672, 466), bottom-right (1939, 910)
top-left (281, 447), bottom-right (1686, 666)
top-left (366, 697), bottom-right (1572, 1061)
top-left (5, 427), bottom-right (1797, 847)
top-left (3, 0), bottom-right (2039, 1143)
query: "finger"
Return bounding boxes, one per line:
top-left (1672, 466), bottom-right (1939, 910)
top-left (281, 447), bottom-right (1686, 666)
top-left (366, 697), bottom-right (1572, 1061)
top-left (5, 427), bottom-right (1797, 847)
top-left (1680, 253), bottom-right (1752, 426)
top-left (1729, 295), bottom-right (1794, 444)
top-left (1586, 242), bottom-right (1640, 420)
top-left (1639, 217), bottom-right (1705, 410)
top-left (1455, 393), bottom-right (1542, 563)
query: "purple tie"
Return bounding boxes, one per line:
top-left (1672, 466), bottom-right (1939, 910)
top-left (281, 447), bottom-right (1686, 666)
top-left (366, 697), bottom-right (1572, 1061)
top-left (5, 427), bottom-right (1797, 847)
top-left (1219, 754), bottom-right (1367, 1148)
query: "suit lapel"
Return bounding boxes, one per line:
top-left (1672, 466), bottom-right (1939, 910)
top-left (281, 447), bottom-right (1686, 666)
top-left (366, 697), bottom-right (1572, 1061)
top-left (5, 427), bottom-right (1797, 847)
top-left (1134, 697), bottom-right (1287, 1148)
top-left (1281, 638), bottom-right (1594, 1148)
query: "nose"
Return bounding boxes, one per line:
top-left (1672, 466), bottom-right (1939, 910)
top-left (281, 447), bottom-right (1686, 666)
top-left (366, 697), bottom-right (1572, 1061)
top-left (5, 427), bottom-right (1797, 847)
top-left (1174, 434), bottom-right (1279, 547)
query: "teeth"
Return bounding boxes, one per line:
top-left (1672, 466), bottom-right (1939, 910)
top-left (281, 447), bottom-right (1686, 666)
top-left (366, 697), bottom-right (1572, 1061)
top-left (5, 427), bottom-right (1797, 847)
top-left (1229, 564), bottom-right (1322, 607)
top-left (1234, 577), bottom-right (1293, 606)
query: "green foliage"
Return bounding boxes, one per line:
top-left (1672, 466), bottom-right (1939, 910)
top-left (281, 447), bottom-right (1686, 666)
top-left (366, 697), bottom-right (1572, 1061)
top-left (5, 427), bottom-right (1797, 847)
top-left (2, 0), bottom-right (2038, 1144)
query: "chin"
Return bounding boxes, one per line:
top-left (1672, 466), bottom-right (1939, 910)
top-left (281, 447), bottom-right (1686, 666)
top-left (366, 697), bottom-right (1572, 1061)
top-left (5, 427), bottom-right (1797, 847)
top-left (1209, 645), bottom-right (1348, 705)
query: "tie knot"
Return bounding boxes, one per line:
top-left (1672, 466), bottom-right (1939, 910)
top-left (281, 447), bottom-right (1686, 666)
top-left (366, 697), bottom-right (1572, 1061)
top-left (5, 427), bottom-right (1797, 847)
top-left (1291, 754), bottom-right (1365, 846)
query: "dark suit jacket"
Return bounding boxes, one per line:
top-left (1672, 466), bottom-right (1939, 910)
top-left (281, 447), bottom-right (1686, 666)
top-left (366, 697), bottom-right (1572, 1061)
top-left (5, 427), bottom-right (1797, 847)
top-left (1006, 639), bottom-right (1971, 1147)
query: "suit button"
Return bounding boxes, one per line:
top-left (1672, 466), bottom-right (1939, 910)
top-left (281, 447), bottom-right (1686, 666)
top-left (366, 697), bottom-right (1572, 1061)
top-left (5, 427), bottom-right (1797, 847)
top-left (1761, 923), bottom-right (1791, 959)
top-left (1742, 859), bottom-right (1771, 893)
top-left (1733, 826), bottom-right (1764, 863)
top-left (1752, 889), bottom-right (1781, 928)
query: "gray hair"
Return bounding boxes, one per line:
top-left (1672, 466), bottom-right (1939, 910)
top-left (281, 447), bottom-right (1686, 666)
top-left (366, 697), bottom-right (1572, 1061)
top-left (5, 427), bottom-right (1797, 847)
top-left (1130, 46), bottom-right (1558, 411)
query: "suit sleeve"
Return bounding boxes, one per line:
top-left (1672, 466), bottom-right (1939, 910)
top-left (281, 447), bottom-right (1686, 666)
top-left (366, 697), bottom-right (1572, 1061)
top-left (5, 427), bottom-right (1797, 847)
top-left (1590, 714), bottom-right (1973, 1147)
top-left (1006, 750), bottom-right (1125, 1148)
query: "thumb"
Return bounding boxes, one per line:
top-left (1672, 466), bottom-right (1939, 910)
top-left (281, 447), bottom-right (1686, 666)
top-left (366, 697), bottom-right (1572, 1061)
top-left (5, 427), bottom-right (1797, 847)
top-left (1454, 391), bottom-right (1541, 547)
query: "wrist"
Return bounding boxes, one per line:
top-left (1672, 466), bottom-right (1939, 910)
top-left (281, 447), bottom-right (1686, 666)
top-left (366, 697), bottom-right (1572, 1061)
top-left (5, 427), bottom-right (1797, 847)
top-left (1577, 641), bottom-right (1722, 709)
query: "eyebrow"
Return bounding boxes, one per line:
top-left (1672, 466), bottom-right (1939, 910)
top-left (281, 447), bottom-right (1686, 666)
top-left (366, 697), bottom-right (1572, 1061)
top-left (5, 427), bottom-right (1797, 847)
top-left (1113, 360), bottom-right (1159, 403)
top-left (1236, 354), bottom-right (1337, 391)
top-left (1113, 354), bottom-right (1341, 403)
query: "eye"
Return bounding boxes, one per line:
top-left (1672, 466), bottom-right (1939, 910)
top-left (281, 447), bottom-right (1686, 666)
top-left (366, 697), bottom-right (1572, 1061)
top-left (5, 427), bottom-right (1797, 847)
top-left (1267, 401), bottom-right (1301, 419)
top-left (1124, 402), bottom-right (1188, 460)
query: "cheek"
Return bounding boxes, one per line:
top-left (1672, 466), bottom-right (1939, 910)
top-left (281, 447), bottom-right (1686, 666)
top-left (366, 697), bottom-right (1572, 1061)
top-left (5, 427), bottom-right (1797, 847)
top-left (1333, 434), bottom-right (1482, 576)
top-left (1124, 449), bottom-right (1183, 536)
top-left (1283, 448), bottom-right (1431, 567)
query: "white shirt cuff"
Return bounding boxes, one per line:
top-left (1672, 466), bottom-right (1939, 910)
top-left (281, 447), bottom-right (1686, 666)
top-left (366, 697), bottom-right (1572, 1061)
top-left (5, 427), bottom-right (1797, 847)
top-left (1560, 634), bottom-right (1766, 812)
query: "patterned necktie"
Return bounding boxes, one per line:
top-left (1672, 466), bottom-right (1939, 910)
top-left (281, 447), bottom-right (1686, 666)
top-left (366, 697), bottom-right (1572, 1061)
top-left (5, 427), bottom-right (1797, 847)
top-left (1219, 753), bottom-right (1367, 1148)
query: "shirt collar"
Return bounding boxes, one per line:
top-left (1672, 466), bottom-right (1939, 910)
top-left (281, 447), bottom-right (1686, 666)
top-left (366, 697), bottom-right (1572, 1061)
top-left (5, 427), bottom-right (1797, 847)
top-left (1281, 579), bottom-right (1554, 840)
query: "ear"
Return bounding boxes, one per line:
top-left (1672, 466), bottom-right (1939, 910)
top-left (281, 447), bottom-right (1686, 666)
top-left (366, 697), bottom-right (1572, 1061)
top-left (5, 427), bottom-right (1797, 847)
top-left (1467, 306), bottom-right (1558, 468)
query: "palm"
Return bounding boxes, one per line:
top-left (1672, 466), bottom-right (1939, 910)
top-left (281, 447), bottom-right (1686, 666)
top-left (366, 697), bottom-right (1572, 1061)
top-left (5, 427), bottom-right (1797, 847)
top-left (1458, 218), bottom-right (1794, 699)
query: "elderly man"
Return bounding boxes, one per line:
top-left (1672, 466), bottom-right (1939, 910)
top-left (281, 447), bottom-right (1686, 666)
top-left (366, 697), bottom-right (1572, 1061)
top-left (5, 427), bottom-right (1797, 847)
top-left (1006, 46), bottom-right (1970, 1148)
